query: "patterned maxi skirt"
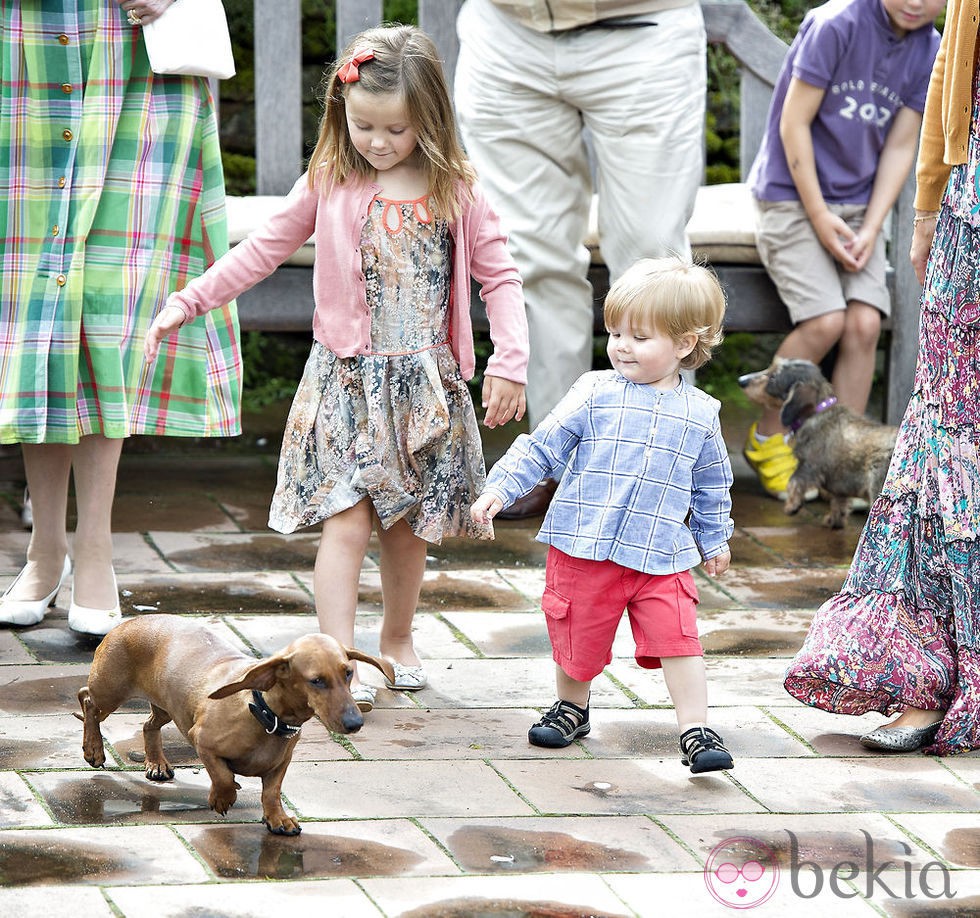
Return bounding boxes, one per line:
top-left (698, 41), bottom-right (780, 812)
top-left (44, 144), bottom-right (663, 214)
top-left (782, 81), bottom-right (980, 756)
top-left (0, 1), bottom-right (241, 443)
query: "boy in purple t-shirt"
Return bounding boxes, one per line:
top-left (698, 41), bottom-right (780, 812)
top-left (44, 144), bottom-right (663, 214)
top-left (743, 0), bottom-right (942, 499)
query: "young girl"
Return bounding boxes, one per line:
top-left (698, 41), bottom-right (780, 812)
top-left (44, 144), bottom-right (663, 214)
top-left (472, 257), bottom-right (735, 773)
top-left (145, 25), bottom-right (528, 710)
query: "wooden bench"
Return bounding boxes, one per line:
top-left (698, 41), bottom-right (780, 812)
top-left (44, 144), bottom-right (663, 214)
top-left (232, 0), bottom-right (922, 423)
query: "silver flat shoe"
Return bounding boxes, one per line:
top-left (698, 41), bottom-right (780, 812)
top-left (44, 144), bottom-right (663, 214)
top-left (384, 661), bottom-right (427, 691)
top-left (859, 721), bottom-right (941, 752)
top-left (0, 556), bottom-right (71, 627)
top-left (351, 685), bottom-right (376, 713)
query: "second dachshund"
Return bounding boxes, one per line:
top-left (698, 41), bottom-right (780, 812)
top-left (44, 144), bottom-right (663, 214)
top-left (739, 358), bottom-right (897, 528)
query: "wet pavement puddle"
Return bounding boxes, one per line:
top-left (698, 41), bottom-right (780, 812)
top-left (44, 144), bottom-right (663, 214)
top-left (29, 771), bottom-right (262, 826)
top-left (445, 825), bottom-right (648, 872)
top-left (0, 672), bottom-right (95, 714)
top-left (185, 824), bottom-right (424, 878)
top-left (0, 833), bottom-right (143, 885)
top-left (943, 827), bottom-right (980, 867)
top-left (400, 900), bottom-right (626, 918)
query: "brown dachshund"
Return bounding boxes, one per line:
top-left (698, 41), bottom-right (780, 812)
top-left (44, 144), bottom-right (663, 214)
top-left (76, 614), bottom-right (394, 835)
top-left (739, 358), bottom-right (897, 528)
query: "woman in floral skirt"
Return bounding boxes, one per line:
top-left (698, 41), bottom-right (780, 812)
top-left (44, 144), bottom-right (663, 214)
top-left (783, 0), bottom-right (980, 756)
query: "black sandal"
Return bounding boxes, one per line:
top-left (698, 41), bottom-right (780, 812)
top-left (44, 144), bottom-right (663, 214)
top-left (679, 726), bottom-right (734, 773)
top-left (528, 699), bottom-right (590, 748)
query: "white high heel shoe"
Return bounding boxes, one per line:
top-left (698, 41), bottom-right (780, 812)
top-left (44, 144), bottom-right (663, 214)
top-left (0, 556), bottom-right (72, 626)
top-left (68, 569), bottom-right (122, 637)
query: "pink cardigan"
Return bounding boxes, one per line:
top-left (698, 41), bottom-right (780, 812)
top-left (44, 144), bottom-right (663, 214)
top-left (169, 174), bottom-right (529, 383)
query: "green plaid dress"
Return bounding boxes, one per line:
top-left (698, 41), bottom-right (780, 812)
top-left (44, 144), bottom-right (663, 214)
top-left (0, 0), bottom-right (241, 444)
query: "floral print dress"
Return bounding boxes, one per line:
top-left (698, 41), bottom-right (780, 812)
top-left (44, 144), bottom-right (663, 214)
top-left (269, 196), bottom-right (492, 544)
top-left (783, 76), bottom-right (980, 756)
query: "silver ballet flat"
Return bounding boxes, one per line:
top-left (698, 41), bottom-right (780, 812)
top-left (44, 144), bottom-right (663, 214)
top-left (859, 721), bottom-right (942, 752)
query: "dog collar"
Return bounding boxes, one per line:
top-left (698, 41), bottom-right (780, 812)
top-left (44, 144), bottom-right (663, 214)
top-left (789, 395), bottom-right (838, 433)
top-left (249, 690), bottom-right (302, 738)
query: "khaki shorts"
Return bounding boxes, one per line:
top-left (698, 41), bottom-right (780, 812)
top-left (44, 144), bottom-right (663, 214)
top-left (755, 199), bottom-right (890, 323)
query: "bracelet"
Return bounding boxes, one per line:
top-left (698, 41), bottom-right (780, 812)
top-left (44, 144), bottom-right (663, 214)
top-left (912, 212), bottom-right (939, 226)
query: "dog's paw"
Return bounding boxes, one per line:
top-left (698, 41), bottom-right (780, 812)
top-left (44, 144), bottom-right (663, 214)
top-left (145, 761), bottom-right (175, 782)
top-left (782, 497), bottom-right (803, 516)
top-left (209, 786), bottom-right (237, 815)
top-left (264, 813), bottom-right (302, 836)
top-left (823, 512), bottom-right (846, 529)
top-left (82, 750), bottom-right (106, 769)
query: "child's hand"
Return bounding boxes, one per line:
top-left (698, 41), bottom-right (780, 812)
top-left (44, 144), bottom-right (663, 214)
top-left (812, 210), bottom-right (860, 272)
top-left (144, 304), bottom-right (186, 361)
top-left (702, 550), bottom-right (730, 577)
top-left (482, 375), bottom-right (526, 428)
top-left (470, 493), bottom-right (503, 524)
top-left (843, 224), bottom-right (880, 273)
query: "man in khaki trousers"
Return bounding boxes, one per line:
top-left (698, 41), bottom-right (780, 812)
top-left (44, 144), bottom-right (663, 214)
top-left (456, 0), bottom-right (706, 517)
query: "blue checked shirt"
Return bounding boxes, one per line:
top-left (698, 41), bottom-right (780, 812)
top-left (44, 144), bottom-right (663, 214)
top-left (484, 371), bottom-right (734, 574)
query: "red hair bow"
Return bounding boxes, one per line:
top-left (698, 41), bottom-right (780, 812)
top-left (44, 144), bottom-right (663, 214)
top-left (338, 49), bottom-right (375, 84)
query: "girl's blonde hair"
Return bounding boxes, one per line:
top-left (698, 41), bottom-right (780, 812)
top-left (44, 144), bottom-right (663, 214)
top-left (307, 24), bottom-right (475, 219)
top-left (603, 257), bottom-right (726, 370)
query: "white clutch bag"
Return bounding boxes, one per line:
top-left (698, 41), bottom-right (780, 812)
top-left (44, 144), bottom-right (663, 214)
top-left (141, 0), bottom-right (236, 80)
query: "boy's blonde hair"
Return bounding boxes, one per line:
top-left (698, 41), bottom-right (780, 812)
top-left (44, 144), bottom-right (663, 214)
top-left (307, 24), bottom-right (476, 220)
top-left (603, 257), bottom-right (726, 370)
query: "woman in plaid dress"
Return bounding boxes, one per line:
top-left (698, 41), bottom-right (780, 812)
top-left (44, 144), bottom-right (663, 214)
top-left (0, 0), bottom-right (241, 635)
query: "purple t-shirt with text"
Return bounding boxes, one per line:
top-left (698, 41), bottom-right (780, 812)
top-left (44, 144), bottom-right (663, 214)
top-left (748, 0), bottom-right (939, 204)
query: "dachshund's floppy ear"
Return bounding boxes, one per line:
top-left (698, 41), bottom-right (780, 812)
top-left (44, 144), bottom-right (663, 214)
top-left (780, 380), bottom-right (820, 430)
top-left (209, 655), bottom-right (291, 699)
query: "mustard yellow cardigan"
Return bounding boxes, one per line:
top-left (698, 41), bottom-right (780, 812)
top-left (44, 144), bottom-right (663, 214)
top-left (915, 0), bottom-right (980, 211)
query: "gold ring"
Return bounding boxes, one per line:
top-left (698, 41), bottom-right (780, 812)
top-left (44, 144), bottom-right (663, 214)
top-left (127, 10), bottom-right (142, 25)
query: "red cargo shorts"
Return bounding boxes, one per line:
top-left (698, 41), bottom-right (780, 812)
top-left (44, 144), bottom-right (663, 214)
top-left (541, 546), bottom-right (703, 682)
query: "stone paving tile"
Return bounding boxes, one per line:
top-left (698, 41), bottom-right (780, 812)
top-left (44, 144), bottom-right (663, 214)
top-left (0, 771), bottom-right (54, 827)
top-left (0, 662), bottom-right (94, 715)
top-left (0, 824), bottom-right (210, 885)
top-left (738, 522), bottom-right (862, 567)
top-left (941, 755), bottom-right (980, 788)
top-left (579, 707), bottom-right (810, 760)
top-left (659, 812), bottom-right (942, 870)
top-left (346, 707), bottom-right (588, 760)
top-left (419, 814), bottom-right (700, 873)
top-left (709, 566), bottom-right (847, 610)
top-left (604, 872), bottom-right (877, 916)
top-left (609, 656), bottom-right (795, 707)
top-left (26, 768), bottom-right (268, 829)
top-left (360, 874), bottom-right (634, 917)
top-left (148, 530), bottom-right (319, 573)
top-left (0, 887), bottom-right (115, 918)
top-left (359, 568), bottom-right (533, 613)
top-left (0, 629), bottom-right (34, 664)
top-left (492, 758), bottom-right (762, 816)
top-left (889, 813), bottom-right (980, 868)
top-left (732, 757), bottom-right (980, 813)
top-left (766, 705), bottom-right (908, 757)
top-left (424, 525), bottom-right (550, 570)
top-left (107, 880), bottom-right (383, 917)
top-left (180, 818), bottom-right (459, 880)
top-left (114, 573), bottom-right (313, 619)
top-left (283, 760), bottom-right (534, 819)
top-left (0, 531), bottom-right (167, 579)
top-left (0, 713), bottom-right (93, 770)
top-left (442, 609), bottom-right (643, 660)
top-left (396, 656), bottom-right (629, 709)
top-left (697, 607), bottom-right (814, 656)
top-left (494, 567), bottom-right (547, 600)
